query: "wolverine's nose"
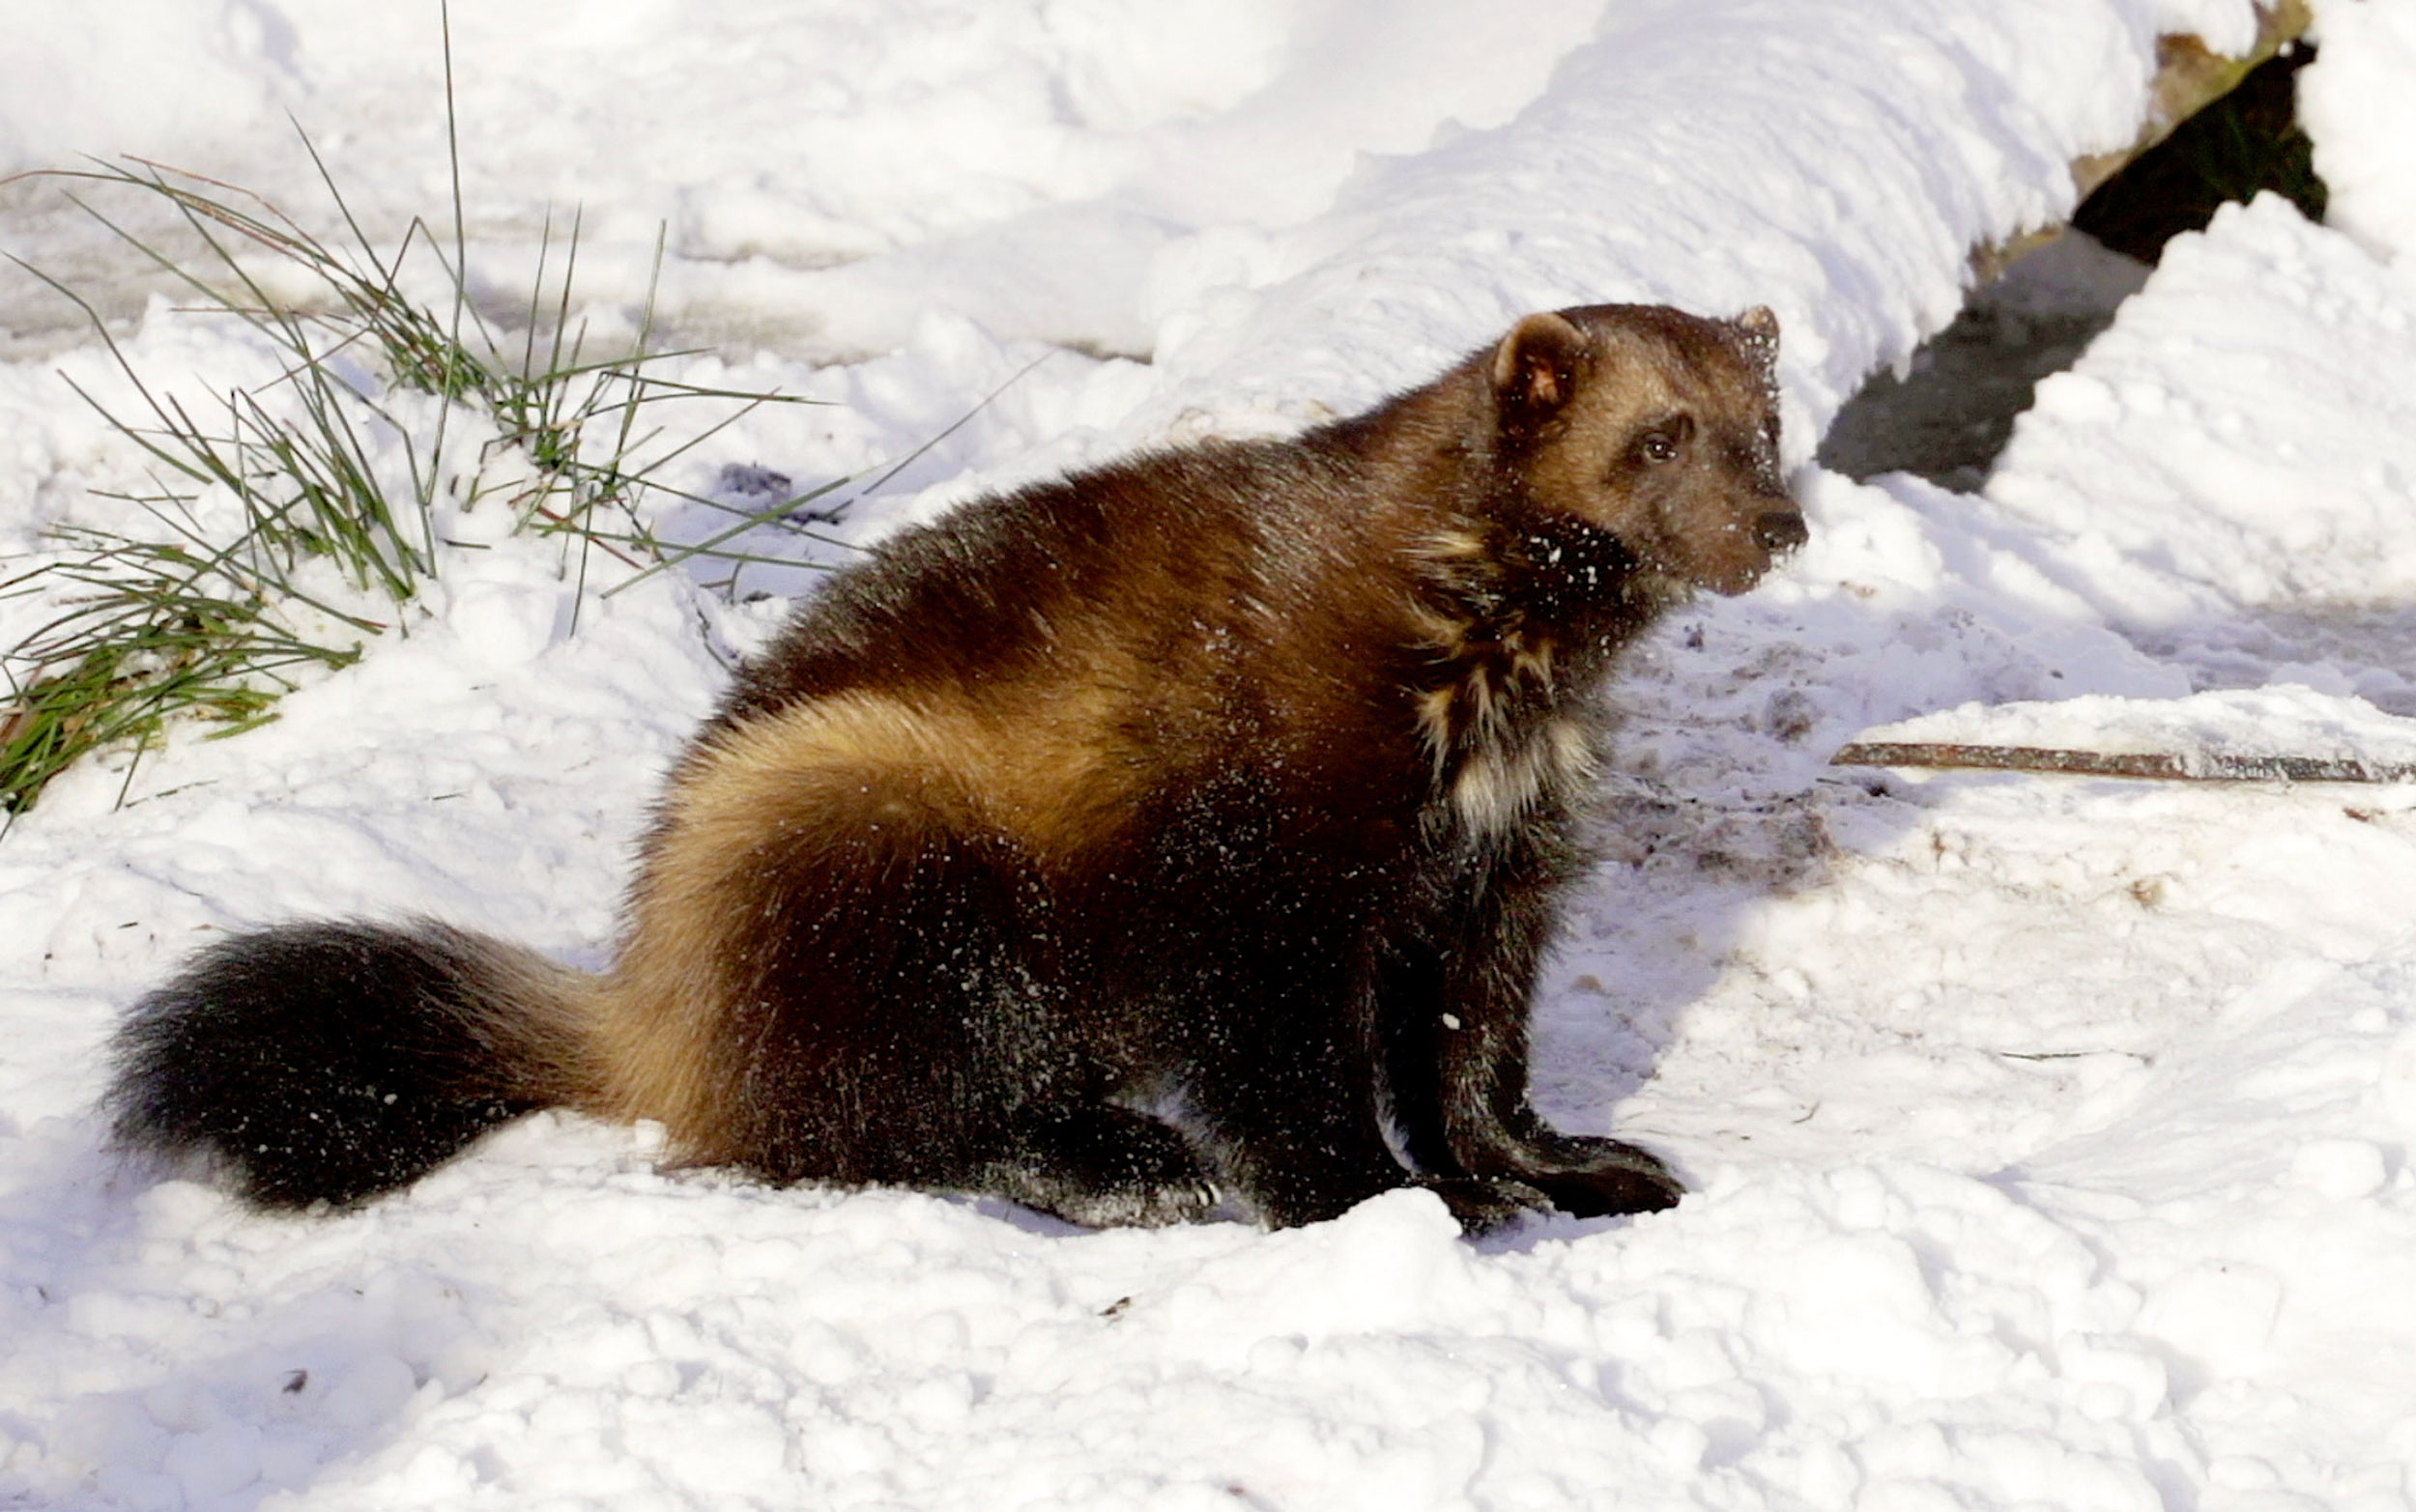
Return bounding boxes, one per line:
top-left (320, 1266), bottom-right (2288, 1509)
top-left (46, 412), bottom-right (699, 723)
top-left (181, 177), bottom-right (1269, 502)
top-left (1752, 508), bottom-right (1808, 554)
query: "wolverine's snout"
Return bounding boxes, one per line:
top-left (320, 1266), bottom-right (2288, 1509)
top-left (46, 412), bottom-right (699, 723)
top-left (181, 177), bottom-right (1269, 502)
top-left (1753, 506), bottom-right (1808, 554)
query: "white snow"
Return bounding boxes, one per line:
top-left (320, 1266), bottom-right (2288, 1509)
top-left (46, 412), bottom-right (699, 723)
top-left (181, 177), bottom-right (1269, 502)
top-left (10, 1), bottom-right (2416, 1509)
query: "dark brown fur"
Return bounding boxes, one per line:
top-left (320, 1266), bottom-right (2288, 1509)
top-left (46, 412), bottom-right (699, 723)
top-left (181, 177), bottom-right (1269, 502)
top-left (106, 303), bottom-right (1804, 1232)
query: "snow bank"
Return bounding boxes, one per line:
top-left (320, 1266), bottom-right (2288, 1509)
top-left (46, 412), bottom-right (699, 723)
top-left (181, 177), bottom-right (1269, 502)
top-left (1987, 194), bottom-right (2416, 628)
top-left (2304, 0), bottom-right (2416, 256)
top-left (13, 1), bottom-right (2416, 1509)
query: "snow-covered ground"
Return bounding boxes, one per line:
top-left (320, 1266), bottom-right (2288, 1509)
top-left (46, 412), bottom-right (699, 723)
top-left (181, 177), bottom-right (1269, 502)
top-left (8, 1), bottom-right (2416, 1507)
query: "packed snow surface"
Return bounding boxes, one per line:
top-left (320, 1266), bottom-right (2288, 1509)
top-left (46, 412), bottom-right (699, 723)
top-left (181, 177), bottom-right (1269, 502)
top-left (9, 1), bottom-right (2416, 1508)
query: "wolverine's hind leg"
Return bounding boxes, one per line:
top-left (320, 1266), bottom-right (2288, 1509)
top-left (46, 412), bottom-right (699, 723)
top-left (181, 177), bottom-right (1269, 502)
top-left (613, 720), bottom-right (1215, 1226)
top-left (715, 813), bottom-right (1220, 1225)
top-left (1182, 944), bottom-right (1549, 1234)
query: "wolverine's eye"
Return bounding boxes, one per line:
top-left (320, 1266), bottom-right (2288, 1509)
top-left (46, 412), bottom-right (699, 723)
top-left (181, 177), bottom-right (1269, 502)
top-left (1635, 414), bottom-right (1693, 465)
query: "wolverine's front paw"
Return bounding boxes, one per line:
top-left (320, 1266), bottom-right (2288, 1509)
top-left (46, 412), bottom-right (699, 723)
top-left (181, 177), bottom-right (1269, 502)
top-left (1513, 1134), bottom-right (1683, 1218)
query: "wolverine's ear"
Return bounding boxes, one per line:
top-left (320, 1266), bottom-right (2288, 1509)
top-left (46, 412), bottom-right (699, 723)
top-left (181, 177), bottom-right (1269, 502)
top-left (1491, 311), bottom-right (1586, 419)
top-left (1733, 305), bottom-right (1779, 366)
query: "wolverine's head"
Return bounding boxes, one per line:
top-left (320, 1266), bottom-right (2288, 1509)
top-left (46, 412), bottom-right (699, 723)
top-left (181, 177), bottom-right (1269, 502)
top-left (1488, 302), bottom-right (1804, 596)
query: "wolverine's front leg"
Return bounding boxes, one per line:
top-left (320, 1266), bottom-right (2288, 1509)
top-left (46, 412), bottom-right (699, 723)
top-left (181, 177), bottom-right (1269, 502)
top-left (1389, 851), bottom-right (1683, 1219)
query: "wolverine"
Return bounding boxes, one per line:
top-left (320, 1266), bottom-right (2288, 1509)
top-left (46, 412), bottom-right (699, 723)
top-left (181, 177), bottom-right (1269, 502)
top-left (106, 302), bottom-right (1805, 1234)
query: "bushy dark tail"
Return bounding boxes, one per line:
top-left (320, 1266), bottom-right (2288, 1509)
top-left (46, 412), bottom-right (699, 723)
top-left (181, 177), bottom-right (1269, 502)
top-left (105, 920), bottom-right (598, 1210)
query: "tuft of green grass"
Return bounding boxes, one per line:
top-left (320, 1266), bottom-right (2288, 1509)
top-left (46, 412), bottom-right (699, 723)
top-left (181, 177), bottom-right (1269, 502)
top-left (0, 144), bottom-right (849, 824)
top-left (0, 528), bottom-right (371, 814)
